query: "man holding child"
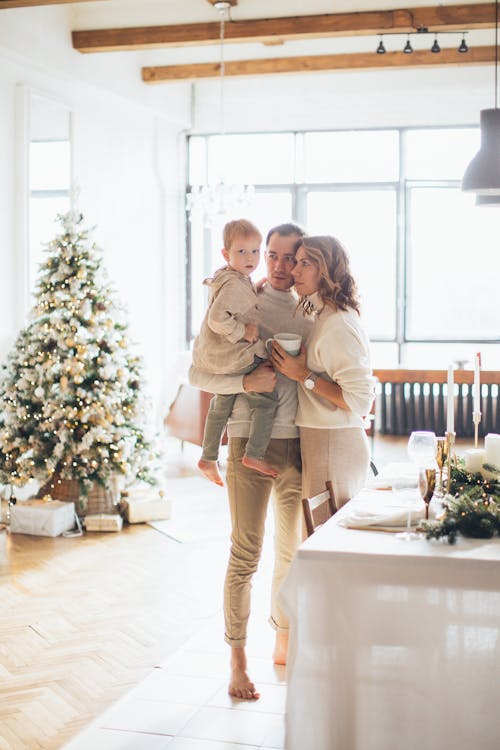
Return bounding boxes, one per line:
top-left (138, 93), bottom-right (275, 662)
top-left (189, 222), bottom-right (310, 700)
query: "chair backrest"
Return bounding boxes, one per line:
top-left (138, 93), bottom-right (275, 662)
top-left (302, 480), bottom-right (337, 538)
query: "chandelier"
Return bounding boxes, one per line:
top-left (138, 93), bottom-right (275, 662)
top-left (186, 1), bottom-right (254, 226)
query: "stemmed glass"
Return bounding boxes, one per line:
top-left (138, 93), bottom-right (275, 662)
top-left (394, 474), bottom-right (424, 541)
top-left (407, 431), bottom-right (438, 520)
top-left (435, 437), bottom-right (448, 496)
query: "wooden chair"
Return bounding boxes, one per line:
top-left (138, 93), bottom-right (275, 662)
top-left (302, 480), bottom-right (337, 538)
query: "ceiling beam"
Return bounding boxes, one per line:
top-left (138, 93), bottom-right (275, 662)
top-left (73, 3), bottom-right (495, 54)
top-left (0, 0), bottom-right (104, 8)
top-left (142, 45), bottom-right (496, 83)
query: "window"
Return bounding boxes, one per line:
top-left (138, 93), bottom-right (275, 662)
top-left (186, 127), bottom-right (500, 367)
top-left (28, 94), bottom-right (72, 298)
top-left (306, 189), bottom-right (397, 339)
top-left (406, 185), bottom-right (499, 340)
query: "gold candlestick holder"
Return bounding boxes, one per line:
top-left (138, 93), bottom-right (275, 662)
top-left (473, 410), bottom-right (481, 448)
top-left (445, 431), bottom-right (455, 494)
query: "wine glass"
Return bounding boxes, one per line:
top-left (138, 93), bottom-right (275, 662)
top-left (407, 431), bottom-right (438, 466)
top-left (420, 467), bottom-right (436, 520)
top-left (435, 437), bottom-right (448, 496)
top-left (408, 431), bottom-right (437, 519)
top-left (394, 474), bottom-right (423, 541)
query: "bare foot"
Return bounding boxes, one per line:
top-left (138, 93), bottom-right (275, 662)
top-left (229, 647), bottom-right (260, 700)
top-left (198, 458), bottom-right (224, 486)
top-left (241, 455), bottom-right (278, 478)
top-left (273, 631), bottom-right (288, 666)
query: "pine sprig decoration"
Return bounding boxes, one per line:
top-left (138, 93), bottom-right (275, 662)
top-left (422, 459), bottom-right (500, 544)
top-left (0, 210), bottom-right (160, 492)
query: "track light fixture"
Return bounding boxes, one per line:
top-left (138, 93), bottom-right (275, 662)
top-left (374, 29), bottom-right (469, 55)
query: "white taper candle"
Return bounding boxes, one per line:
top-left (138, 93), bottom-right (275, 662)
top-left (473, 353), bottom-right (481, 414)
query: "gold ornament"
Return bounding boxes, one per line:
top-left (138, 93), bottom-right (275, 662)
top-left (60, 375), bottom-right (69, 391)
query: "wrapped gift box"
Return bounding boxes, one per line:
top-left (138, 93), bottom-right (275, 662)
top-left (120, 489), bottom-right (171, 524)
top-left (84, 513), bottom-right (123, 532)
top-left (10, 499), bottom-right (76, 537)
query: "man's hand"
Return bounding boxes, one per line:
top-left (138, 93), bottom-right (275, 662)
top-left (243, 323), bottom-right (259, 343)
top-left (243, 361), bottom-right (276, 393)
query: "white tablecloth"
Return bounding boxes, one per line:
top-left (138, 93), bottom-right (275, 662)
top-left (279, 489), bottom-right (500, 750)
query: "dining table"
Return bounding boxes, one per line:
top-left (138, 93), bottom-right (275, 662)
top-left (279, 488), bottom-right (500, 750)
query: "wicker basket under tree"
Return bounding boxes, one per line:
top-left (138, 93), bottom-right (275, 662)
top-left (37, 470), bottom-right (120, 517)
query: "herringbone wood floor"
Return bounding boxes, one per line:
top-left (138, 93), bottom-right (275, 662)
top-left (1, 434), bottom-right (461, 750)
top-left (0, 520), bottom-right (226, 750)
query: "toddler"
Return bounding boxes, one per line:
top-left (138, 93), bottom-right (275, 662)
top-left (192, 219), bottom-right (278, 486)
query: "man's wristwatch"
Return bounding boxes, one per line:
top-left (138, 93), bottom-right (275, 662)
top-left (303, 372), bottom-right (318, 390)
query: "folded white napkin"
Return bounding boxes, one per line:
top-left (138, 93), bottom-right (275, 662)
top-left (365, 462), bottom-right (418, 491)
top-left (339, 489), bottom-right (427, 531)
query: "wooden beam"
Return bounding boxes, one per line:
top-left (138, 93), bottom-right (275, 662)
top-left (0, 0), bottom-right (104, 7)
top-left (73, 4), bottom-right (495, 54)
top-left (142, 45), bottom-right (496, 83)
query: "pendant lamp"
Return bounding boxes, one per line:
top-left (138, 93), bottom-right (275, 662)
top-left (475, 194), bottom-right (500, 205)
top-left (462, 0), bottom-right (500, 195)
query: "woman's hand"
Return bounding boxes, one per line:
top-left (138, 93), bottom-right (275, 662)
top-left (270, 342), bottom-right (309, 383)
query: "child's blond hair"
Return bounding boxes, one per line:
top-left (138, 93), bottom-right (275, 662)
top-left (223, 219), bottom-right (262, 250)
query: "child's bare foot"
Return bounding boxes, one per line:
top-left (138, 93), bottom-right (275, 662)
top-left (241, 456), bottom-right (278, 477)
top-left (198, 458), bottom-right (224, 486)
top-left (229, 647), bottom-right (260, 700)
top-left (273, 631), bottom-right (288, 666)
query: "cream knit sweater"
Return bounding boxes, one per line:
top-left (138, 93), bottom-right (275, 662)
top-left (296, 292), bottom-right (376, 430)
top-left (189, 284), bottom-right (312, 439)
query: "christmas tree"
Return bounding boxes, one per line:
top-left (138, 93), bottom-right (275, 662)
top-left (0, 210), bottom-right (159, 496)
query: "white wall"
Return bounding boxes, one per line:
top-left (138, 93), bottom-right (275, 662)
top-left (191, 64), bottom-right (492, 133)
top-left (0, 6), bottom-right (192, 422)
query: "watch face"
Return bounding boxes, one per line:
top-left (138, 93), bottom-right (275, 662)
top-left (304, 377), bottom-right (315, 390)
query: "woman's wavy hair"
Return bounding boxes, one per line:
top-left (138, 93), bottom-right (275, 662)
top-left (294, 235), bottom-right (361, 314)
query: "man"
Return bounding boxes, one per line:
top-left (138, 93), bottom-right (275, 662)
top-left (189, 223), bottom-right (311, 700)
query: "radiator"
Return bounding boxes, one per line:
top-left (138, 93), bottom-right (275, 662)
top-left (377, 381), bottom-right (500, 438)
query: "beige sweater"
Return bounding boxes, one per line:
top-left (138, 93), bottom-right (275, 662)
top-left (192, 267), bottom-right (267, 375)
top-left (296, 292), bottom-right (376, 430)
top-left (190, 284), bottom-right (313, 439)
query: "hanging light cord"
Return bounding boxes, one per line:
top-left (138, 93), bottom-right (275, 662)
top-left (218, 7), bottom-right (227, 138)
top-left (495, 0), bottom-right (498, 109)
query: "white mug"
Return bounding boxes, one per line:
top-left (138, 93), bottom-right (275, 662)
top-left (266, 332), bottom-right (302, 357)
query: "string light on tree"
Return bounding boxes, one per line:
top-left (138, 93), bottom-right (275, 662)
top-left (0, 210), bottom-right (161, 495)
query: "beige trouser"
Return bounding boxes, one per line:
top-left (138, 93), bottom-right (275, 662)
top-left (224, 437), bottom-right (302, 648)
top-left (300, 426), bottom-right (370, 508)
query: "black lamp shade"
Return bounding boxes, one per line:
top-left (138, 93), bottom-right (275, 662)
top-left (462, 109), bottom-right (500, 195)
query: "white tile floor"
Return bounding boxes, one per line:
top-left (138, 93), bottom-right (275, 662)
top-left (61, 440), bottom-right (288, 750)
top-left (62, 610), bottom-right (286, 750)
top-left (63, 433), bottom-right (433, 750)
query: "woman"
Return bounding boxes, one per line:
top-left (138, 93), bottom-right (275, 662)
top-left (270, 235), bottom-right (375, 507)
